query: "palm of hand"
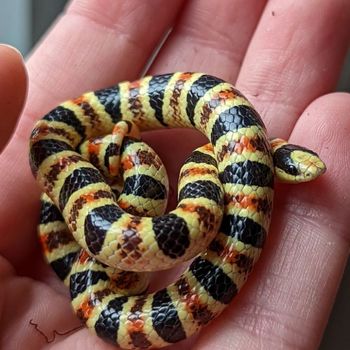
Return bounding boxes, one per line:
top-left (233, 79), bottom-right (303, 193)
top-left (1, 1), bottom-right (350, 349)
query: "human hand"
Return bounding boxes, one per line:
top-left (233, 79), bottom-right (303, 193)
top-left (1, 1), bottom-right (350, 349)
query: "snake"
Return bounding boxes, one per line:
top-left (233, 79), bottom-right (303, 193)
top-left (29, 72), bottom-right (326, 349)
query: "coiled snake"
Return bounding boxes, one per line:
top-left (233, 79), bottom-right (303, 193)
top-left (29, 72), bottom-right (326, 349)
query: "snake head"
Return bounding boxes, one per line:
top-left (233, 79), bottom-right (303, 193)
top-left (271, 139), bottom-right (326, 183)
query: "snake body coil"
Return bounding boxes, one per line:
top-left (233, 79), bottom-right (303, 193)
top-left (29, 72), bottom-right (325, 349)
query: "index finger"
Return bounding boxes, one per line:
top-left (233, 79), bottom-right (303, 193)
top-left (20, 0), bottom-right (185, 137)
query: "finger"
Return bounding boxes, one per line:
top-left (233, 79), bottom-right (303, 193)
top-left (236, 0), bottom-right (350, 138)
top-left (0, 0), bottom-right (185, 267)
top-left (21, 0), bottom-right (185, 136)
top-left (145, 0), bottom-right (267, 205)
top-left (193, 92), bottom-right (350, 349)
top-left (0, 44), bottom-right (31, 267)
top-left (149, 0), bottom-right (267, 82)
top-left (0, 44), bottom-right (27, 152)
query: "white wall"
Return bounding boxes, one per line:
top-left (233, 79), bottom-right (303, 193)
top-left (0, 0), bottom-right (32, 55)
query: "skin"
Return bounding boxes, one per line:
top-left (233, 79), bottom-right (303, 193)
top-left (0, 0), bottom-right (350, 348)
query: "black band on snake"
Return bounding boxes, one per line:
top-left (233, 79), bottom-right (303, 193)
top-left (29, 72), bottom-right (326, 349)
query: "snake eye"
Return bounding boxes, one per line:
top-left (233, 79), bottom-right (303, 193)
top-left (286, 163), bottom-right (298, 175)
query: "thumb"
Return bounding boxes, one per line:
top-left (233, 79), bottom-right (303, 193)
top-left (0, 44), bottom-right (27, 152)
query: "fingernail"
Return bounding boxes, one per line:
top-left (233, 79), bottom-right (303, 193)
top-left (0, 43), bottom-right (24, 60)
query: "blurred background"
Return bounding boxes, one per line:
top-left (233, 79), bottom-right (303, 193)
top-left (0, 0), bottom-right (349, 348)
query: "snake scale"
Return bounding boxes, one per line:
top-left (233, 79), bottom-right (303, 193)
top-left (29, 72), bottom-right (326, 349)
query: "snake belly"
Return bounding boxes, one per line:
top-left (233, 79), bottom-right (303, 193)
top-left (29, 72), bottom-right (274, 349)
